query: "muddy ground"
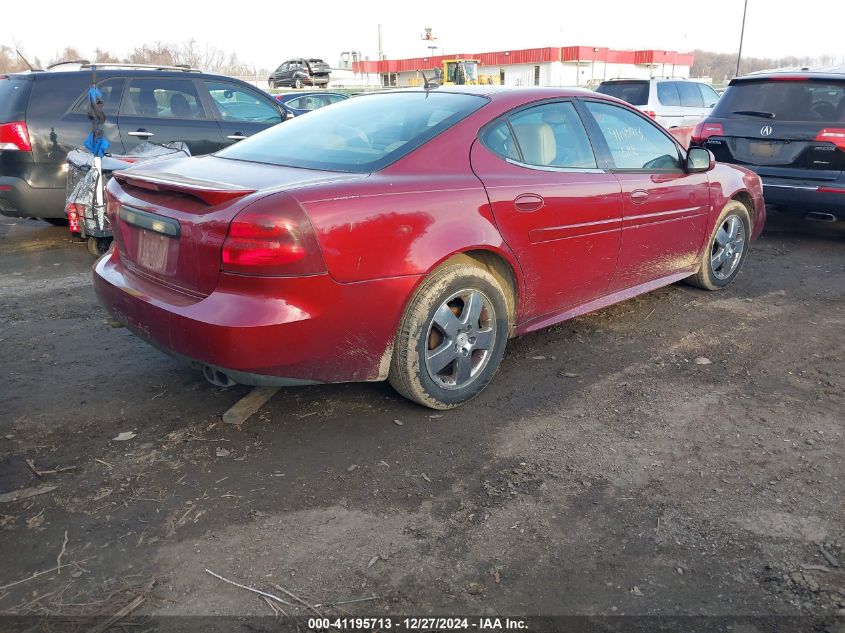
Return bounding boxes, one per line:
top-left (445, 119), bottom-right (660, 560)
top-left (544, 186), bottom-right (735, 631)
top-left (0, 212), bottom-right (843, 624)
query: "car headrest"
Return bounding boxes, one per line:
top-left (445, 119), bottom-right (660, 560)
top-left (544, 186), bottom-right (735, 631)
top-left (512, 122), bottom-right (556, 165)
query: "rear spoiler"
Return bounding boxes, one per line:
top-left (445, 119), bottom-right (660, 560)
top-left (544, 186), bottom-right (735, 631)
top-left (114, 169), bottom-right (257, 205)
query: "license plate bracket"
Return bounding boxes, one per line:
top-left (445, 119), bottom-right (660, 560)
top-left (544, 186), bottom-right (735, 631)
top-left (137, 229), bottom-right (171, 273)
top-left (749, 141), bottom-right (780, 158)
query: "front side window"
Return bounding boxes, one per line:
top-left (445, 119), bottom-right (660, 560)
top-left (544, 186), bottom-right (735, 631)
top-left (677, 82), bottom-right (704, 108)
top-left (483, 102), bottom-right (597, 168)
top-left (698, 83), bottom-right (720, 108)
top-left (204, 81), bottom-right (281, 124)
top-left (216, 91), bottom-right (487, 172)
top-left (122, 78), bottom-right (206, 119)
top-left (287, 95), bottom-right (326, 111)
top-left (585, 101), bottom-right (682, 170)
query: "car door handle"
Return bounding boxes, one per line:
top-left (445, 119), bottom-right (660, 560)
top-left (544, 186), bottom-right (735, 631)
top-left (128, 130), bottom-right (154, 138)
top-left (514, 193), bottom-right (545, 213)
top-left (226, 134), bottom-right (248, 140)
top-left (630, 189), bottom-right (649, 204)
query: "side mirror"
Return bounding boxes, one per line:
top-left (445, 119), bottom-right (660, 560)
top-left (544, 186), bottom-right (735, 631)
top-left (687, 147), bottom-right (715, 173)
top-left (285, 111), bottom-right (295, 120)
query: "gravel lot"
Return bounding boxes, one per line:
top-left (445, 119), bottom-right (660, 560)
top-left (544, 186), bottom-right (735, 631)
top-left (0, 212), bottom-right (843, 622)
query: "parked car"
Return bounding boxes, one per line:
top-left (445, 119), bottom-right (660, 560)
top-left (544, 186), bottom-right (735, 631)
top-left (275, 92), bottom-right (348, 118)
top-left (268, 59), bottom-right (331, 90)
top-left (596, 78), bottom-right (721, 129)
top-left (691, 66), bottom-right (845, 223)
top-left (94, 86), bottom-right (764, 409)
top-left (0, 63), bottom-right (284, 222)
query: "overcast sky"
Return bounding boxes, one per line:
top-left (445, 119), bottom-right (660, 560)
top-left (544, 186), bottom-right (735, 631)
top-left (3, 0), bottom-right (842, 70)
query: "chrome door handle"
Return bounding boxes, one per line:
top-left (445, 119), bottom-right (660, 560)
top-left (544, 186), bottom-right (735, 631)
top-left (514, 193), bottom-right (545, 212)
top-left (128, 130), bottom-right (154, 138)
top-left (226, 134), bottom-right (248, 140)
top-left (630, 189), bottom-right (649, 204)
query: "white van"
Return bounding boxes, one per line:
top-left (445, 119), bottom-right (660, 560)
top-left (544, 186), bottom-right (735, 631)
top-left (595, 78), bottom-right (721, 129)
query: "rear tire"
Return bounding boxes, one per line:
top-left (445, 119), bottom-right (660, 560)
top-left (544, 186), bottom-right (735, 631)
top-left (294, 78), bottom-right (303, 89)
top-left (87, 236), bottom-right (111, 258)
top-left (686, 201), bottom-right (752, 290)
top-left (389, 260), bottom-right (510, 409)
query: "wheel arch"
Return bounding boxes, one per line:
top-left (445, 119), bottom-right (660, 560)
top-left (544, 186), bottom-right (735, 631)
top-left (401, 246), bottom-right (524, 338)
top-left (730, 190), bottom-right (757, 228)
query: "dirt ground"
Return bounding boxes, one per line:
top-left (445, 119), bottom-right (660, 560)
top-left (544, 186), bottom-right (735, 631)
top-left (0, 212), bottom-right (843, 623)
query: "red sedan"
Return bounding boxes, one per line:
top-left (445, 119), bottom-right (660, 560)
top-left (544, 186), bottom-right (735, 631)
top-left (94, 87), bottom-right (765, 409)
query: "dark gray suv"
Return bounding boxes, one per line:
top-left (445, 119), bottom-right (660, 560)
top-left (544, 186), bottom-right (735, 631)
top-left (691, 67), bottom-right (845, 223)
top-left (0, 63), bottom-right (284, 221)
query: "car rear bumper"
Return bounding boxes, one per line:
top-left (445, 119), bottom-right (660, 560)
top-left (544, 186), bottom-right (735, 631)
top-left (0, 177), bottom-right (65, 219)
top-left (759, 177), bottom-right (845, 219)
top-left (93, 250), bottom-right (420, 385)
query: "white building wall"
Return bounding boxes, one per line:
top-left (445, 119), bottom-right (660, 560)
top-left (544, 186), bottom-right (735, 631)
top-left (385, 61), bottom-right (691, 88)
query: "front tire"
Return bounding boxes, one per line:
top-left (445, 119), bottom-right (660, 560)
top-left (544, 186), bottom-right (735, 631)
top-left (389, 260), bottom-right (510, 409)
top-left (686, 201), bottom-right (752, 290)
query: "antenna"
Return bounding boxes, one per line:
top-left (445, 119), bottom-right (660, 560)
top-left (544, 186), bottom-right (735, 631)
top-left (16, 49), bottom-right (35, 72)
top-left (419, 69), bottom-right (439, 90)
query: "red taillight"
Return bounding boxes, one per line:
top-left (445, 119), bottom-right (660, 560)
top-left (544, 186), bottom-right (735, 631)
top-left (645, 110), bottom-right (657, 119)
top-left (66, 203), bottom-right (82, 233)
top-left (815, 128), bottom-right (845, 151)
top-left (0, 121), bottom-right (31, 151)
top-left (691, 121), bottom-right (724, 144)
top-left (221, 196), bottom-right (326, 276)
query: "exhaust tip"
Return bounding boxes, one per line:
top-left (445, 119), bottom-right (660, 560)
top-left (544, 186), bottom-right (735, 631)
top-left (202, 365), bottom-right (237, 388)
top-left (805, 211), bottom-right (838, 223)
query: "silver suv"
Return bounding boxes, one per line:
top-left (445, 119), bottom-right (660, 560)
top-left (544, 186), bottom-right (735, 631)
top-left (595, 78), bottom-right (721, 129)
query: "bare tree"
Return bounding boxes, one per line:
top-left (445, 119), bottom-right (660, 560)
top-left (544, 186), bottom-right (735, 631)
top-left (48, 47), bottom-right (86, 66)
top-left (94, 48), bottom-right (121, 63)
top-left (127, 41), bottom-right (177, 66)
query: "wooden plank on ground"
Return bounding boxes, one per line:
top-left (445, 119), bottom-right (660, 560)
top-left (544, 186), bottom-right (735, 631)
top-left (223, 387), bottom-right (280, 426)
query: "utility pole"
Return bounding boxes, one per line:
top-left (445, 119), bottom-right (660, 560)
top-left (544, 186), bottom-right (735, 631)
top-left (735, 0), bottom-right (748, 77)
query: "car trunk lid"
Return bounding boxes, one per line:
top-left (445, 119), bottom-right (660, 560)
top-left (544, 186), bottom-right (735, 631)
top-left (110, 155), bottom-right (355, 296)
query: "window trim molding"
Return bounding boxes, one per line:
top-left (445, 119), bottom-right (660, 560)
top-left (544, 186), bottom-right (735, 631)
top-left (477, 97), bottom-right (602, 171)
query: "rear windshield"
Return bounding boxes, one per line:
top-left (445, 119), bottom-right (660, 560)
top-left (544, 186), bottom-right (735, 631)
top-left (216, 91), bottom-right (487, 172)
top-left (595, 81), bottom-right (649, 106)
top-left (712, 79), bottom-right (845, 123)
top-left (0, 76), bottom-right (33, 121)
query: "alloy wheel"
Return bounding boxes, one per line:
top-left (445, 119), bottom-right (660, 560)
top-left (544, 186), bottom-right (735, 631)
top-left (424, 289), bottom-right (496, 390)
top-left (710, 214), bottom-right (746, 280)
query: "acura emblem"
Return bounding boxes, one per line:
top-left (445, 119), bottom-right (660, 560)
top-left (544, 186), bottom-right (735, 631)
top-left (761, 126), bottom-right (773, 136)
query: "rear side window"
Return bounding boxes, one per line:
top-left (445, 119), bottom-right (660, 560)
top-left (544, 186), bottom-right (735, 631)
top-left (712, 79), bottom-right (845, 123)
top-left (483, 102), bottom-right (597, 169)
top-left (677, 82), bottom-right (704, 107)
top-left (657, 82), bottom-right (680, 106)
top-left (122, 78), bottom-right (207, 119)
top-left (71, 78), bottom-right (125, 116)
top-left (0, 77), bottom-right (32, 121)
top-left (585, 101), bottom-right (681, 170)
top-left (28, 75), bottom-right (87, 121)
top-left (595, 81), bottom-right (649, 106)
